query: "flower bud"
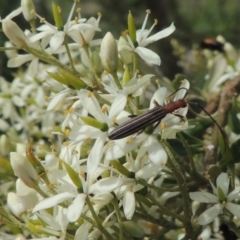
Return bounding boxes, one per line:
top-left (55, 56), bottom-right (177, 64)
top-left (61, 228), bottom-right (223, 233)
top-left (58, 68), bottom-right (88, 90)
top-left (80, 116), bottom-right (108, 132)
top-left (10, 152), bottom-right (39, 188)
top-left (26, 139), bottom-right (46, 177)
top-left (128, 11), bottom-right (136, 43)
top-left (0, 134), bottom-right (10, 156)
top-left (62, 161), bottom-right (83, 192)
top-left (91, 50), bottom-right (103, 74)
top-left (52, 1), bottom-right (63, 30)
top-left (111, 160), bottom-right (134, 178)
top-left (21, 0), bottom-right (36, 22)
top-left (122, 69), bottom-right (131, 85)
top-left (100, 32), bottom-right (118, 73)
top-left (2, 19), bottom-right (27, 48)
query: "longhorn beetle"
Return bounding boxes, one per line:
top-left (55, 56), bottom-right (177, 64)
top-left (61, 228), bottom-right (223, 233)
top-left (108, 88), bottom-right (225, 145)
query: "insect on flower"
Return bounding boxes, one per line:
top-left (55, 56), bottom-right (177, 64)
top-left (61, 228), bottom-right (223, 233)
top-left (200, 38), bottom-right (224, 52)
top-left (109, 88), bottom-right (225, 145)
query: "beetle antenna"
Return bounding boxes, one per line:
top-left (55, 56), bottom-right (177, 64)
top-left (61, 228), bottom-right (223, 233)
top-left (166, 87), bottom-right (189, 100)
top-left (188, 102), bottom-right (227, 151)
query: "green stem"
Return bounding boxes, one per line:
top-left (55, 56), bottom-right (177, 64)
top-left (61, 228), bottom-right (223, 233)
top-left (85, 196), bottom-right (114, 239)
top-left (25, 46), bottom-right (79, 77)
top-left (147, 195), bottom-right (183, 222)
top-left (0, 206), bottom-right (41, 238)
top-left (33, 185), bottom-right (49, 198)
top-left (82, 46), bottom-right (100, 83)
top-left (162, 140), bottom-right (194, 239)
top-left (178, 133), bottom-right (208, 186)
top-left (111, 200), bottom-right (124, 240)
top-left (63, 36), bottom-right (75, 71)
top-left (111, 72), bottom-right (122, 90)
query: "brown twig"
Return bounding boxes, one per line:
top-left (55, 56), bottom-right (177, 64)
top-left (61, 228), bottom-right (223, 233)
top-left (204, 75), bottom-right (240, 169)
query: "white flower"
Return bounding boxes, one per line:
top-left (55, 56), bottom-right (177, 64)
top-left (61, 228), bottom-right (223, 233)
top-left (103, 73), bottom-right (154, 96)
top-left (70, 89), bottom-right (127, 175)
top-left (121, 10), bottom-right (175, 65)
top-left (190, 172), bottom-right (240, 225)
top-left (30, 2), bottom-right (101, 50)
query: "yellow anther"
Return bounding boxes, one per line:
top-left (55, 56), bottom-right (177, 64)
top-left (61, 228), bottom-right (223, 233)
top-left (146, 9), bottom-right (151, 14)
top-left (68, 107), bottom-right (74, 114)
top-left (160, 122), bottom-right (167, 130)
top-left (49, 182), bottom-right (56, 189)
top-left (50, 145), bottom-right (56, 150)
top-left (65, 129), bottom-right (70, 137)
top-left (63, 141), bottom-right (69, 146)
top-left (87, 91), bottom-right (93, 98)
top-left (112, 117), bottom-right (117, 123)
top-left (72, 149), bottom-right (78, 154)
top-left (40, 18), bottom-right (45, 23)
top-left (102, 106), bottom-right (108, 113)
top-left (205, 174), bottom-right (211, 180)
top-left (123, 30), bottom-right (129, 36)
top-left (85, 137), bottom-right (92, 142)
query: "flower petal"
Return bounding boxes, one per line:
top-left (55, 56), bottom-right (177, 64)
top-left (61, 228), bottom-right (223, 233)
top-left (67, 194), bottom-right (86, 222)
top-left (32, 192), bottom-right (75, 212)
top-left (147, 136), bottom-right (168, 165)
top-left (226, 202), bottom-right (240, 218)
top-left (87, 134), bottom-right (106, 175)
top-left (74, 223), bottom-right (89, 240)
top-left (135, 46), bottom-right (160, 65)
top-left (7, 54), bottom-right (33, 67)
top-left (123, 190), bottom-right (135, 220)
top-left (198, 204), bottom-right (222, 225)
top-left (50, 31), bottom-right (65, 51)
top-left (143, 23), bottom-right (175, 46)
top-left (216, 172), bottom-right (229, 196)
top-left (108, 93), bottom-right (127, 124)
top-left (135, 163), bottom-right (163, 180)
top-left (227, 188), bottom-right (240, 201)
top-left (90, 177), bottom-right (134, 194)
top-left (189, 191), bottom-right (218, 203)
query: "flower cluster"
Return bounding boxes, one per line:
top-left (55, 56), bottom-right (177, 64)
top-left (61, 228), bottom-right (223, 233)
top-left (1, 0), bottom-right (240, 240)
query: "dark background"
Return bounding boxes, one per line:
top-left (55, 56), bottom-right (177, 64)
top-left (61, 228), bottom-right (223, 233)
top-left (1, 0), bottom-right (239, 80)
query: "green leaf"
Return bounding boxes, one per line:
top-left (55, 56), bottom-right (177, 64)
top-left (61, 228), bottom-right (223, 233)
top-left (231, 138), bottom-right (240, 163)
top-left (167, 139), bottom-right (187, 156)
top-left (228, 97), bottom-right (240, 134)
